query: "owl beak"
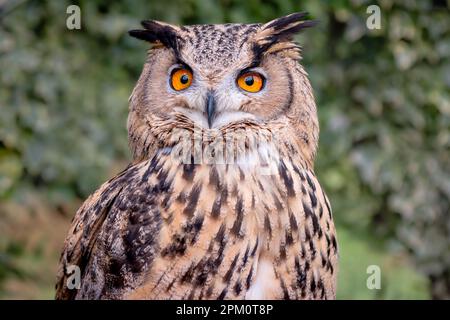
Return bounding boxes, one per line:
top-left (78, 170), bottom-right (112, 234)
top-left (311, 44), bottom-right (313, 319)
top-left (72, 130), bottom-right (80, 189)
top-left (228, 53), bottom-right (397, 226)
top-left (206, 91), bottom-right (216, 128)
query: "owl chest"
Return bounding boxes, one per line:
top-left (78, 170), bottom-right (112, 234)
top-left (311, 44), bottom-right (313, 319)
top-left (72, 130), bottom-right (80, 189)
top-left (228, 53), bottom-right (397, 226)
top-left (142, 159), bottom-right (337, 299)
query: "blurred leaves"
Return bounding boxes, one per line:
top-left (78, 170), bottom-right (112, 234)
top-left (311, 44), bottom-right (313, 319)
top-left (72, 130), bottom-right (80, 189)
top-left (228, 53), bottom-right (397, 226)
top-left (0, 0), bottom-right (449, 298)
top-left (337, 226), bottom-right (429, 299)
top-left (310, 0), bottom-right (450, 298)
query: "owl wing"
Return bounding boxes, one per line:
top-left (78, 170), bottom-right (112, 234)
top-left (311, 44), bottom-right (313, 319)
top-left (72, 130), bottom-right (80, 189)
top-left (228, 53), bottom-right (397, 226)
top-left (55, 158), bottom-right (164, 299)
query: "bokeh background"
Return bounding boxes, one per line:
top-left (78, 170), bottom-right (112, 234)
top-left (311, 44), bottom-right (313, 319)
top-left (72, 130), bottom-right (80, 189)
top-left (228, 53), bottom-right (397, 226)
top-left (0, 0), bottom-right (449, 299)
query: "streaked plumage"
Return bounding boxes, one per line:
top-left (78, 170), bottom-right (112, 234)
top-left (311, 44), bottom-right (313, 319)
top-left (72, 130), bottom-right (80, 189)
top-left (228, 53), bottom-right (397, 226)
top-left (56, 12), bottom-right (338, 300)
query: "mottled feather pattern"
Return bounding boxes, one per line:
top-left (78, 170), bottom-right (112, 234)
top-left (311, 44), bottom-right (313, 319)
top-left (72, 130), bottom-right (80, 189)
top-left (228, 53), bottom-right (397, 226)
top-left (56, 120), bottom-right (337, 299)
top-left (56, 12), bottom-right (338, 300)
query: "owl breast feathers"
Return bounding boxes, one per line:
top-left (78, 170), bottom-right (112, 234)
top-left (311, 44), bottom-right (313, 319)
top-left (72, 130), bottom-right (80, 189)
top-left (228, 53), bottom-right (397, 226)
top-left (56, 12), bottom-right (338, 300)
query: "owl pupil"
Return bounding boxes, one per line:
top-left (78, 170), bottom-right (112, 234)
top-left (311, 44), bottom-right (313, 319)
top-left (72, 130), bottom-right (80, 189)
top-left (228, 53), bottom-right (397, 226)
top-left (180, 74), bottom-right (189, 84)
top-left (245, 76), bottom-right (254, 86)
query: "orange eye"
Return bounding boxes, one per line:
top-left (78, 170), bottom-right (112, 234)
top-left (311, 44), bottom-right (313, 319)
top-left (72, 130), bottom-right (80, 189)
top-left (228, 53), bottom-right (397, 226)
top-left (170, 68), bottom-right (193, 91)
top-left (237, 72), bottom-right (265, 93)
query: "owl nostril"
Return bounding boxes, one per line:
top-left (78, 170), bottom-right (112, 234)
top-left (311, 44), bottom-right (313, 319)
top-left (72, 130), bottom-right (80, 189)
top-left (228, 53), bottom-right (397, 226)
top-left (206, 91), bottom-right (216, 128)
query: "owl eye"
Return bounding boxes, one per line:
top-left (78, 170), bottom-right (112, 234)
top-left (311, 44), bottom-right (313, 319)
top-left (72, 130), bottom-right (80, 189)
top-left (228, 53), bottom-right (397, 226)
top-left (237, 72), bottom-right (265, 93)
top-left (170, 68), bottom-right (193, 91)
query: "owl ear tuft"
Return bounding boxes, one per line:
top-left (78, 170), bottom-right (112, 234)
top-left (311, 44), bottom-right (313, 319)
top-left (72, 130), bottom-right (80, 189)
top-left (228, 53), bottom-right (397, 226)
top-left (129, 20), bottom-right (180, 52)
top-left (253, 12), bottom-right (317, 59)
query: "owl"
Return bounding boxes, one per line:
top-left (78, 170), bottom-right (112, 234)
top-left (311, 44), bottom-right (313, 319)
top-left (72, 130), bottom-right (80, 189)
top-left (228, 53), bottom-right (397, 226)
top-left (55, 12), bottom-right (338, 300)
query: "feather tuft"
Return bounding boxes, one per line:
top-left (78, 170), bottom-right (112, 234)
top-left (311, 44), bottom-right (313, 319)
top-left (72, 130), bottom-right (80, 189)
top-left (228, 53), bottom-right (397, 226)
top-left (252, 12), bottom-right (317, 61)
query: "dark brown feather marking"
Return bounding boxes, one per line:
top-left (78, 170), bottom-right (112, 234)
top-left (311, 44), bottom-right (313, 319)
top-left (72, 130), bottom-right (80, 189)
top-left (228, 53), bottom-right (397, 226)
top-left (223, 253), bottom-right (240, 282)
top-left (233, 281), bottom-right (242, 296)
top-left (230, 196), bottom-right (244, 237)
top-left (280, 278), bottom-right (290, 300)
top-left (183, 183), bottom-right (202, 216)
top-left (182, 163), bottom-right (196, 181)
top-left (278, 159), bottom-right (295, 197)
top-left (305, 172), bottom-right (316, 191)
top-left (246, 265), bottom-right (254, 289)
top-left (217, 287), bottom-right (228, 300)
top-left (211, 186), bottom-right (228, 219)
top-left (209, 166), bottom-right (220, 189)
top-left (288, 208), bottom-right (298, 232)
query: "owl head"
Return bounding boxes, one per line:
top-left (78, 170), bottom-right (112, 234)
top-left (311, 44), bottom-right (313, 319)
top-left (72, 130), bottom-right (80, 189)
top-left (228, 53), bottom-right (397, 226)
top-left (128, 13), bottom-right (319, 168)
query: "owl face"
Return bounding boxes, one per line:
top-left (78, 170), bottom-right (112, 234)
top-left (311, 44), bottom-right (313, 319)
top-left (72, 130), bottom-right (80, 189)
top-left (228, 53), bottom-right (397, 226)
top-left (128, 13), bottom-right (319, 165)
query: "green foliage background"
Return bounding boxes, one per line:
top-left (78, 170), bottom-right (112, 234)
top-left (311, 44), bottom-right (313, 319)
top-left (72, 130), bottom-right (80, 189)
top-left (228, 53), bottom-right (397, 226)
top-left (0, 0), bottom-right (448, 299)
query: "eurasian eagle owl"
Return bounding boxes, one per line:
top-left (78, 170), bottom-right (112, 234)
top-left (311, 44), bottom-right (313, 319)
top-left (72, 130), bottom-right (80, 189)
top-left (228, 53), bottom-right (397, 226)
top-left (56, 12), bottom-right (338, 300)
